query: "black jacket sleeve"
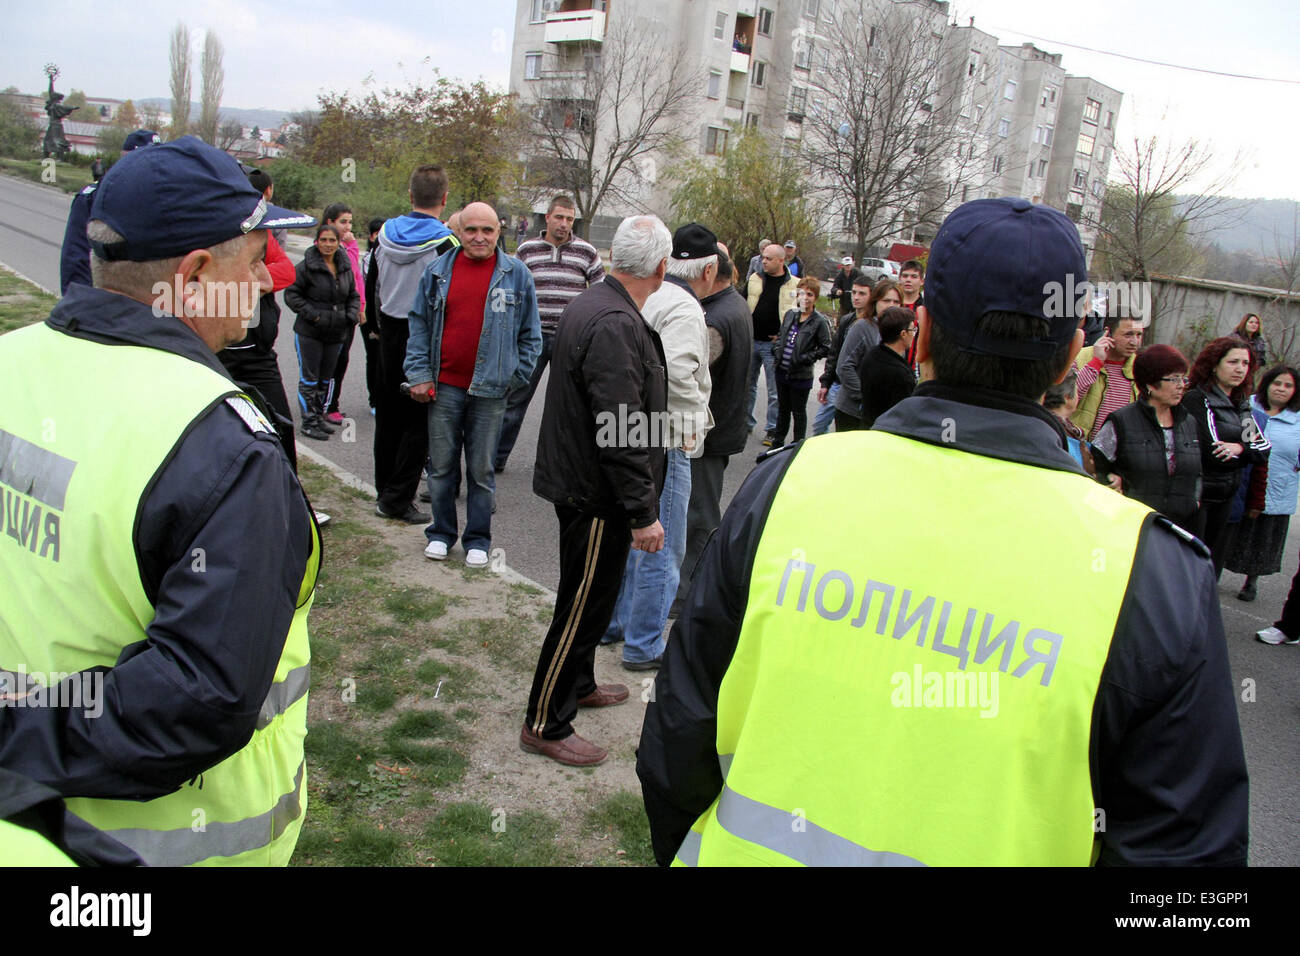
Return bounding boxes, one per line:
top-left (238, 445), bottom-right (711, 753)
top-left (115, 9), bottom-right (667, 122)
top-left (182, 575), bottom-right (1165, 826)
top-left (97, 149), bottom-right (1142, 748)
top-left (282, 262), bottom-right (314, 322)
top-left (583, 318), bottom-right (661, 529)
top-left (0, 404), bottom-right (312, 799)
top-left (636, 445), bottom-right (799, 865)
top-left (1092, 517), bottom-right (1249, 865)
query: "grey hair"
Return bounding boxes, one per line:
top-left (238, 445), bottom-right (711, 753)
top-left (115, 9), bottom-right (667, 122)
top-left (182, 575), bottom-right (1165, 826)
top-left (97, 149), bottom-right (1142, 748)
top-left (666, 254), bottom-right (717, 281)
top-left (88, 220), bottom-right (246, 300)
top-left (611, 215), bottom-right (671, 279)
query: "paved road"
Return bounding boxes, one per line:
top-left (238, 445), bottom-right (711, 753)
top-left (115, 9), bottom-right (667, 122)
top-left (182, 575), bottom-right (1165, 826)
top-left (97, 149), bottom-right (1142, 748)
top-left (2, 170), bottom-right (1295, 865)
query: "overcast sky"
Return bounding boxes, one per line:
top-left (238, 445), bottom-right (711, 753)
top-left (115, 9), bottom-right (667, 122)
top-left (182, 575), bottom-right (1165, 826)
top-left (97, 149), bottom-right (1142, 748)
top-left (7, 0), bottom-right (1298, 200)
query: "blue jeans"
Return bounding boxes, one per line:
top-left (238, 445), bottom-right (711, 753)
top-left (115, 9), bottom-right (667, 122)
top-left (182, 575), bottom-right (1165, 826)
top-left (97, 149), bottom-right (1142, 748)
top-left (813, 382), bottom-right (839, 436)
top-left (425, 383), bottom-right (506, 553)
top-left (495, 331), bottom-right (554, 470)
top-left (748, 340), bottom-right (778, 434)
top-left (603, 448), bottom-right (691, 663)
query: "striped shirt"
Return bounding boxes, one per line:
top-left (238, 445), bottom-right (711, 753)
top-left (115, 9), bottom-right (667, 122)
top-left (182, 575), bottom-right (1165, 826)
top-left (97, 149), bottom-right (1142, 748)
top-left (1078, 358), bottom-right (1136, 440)
top-left (515, 234), bottom-right (606, 334)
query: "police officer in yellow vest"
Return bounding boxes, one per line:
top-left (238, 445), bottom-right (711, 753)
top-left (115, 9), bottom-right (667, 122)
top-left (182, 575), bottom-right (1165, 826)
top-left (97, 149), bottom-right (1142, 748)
top-left (0, 136), bottom-right (320, 866)
top-left (637, 197), bottom-right (1248, 866)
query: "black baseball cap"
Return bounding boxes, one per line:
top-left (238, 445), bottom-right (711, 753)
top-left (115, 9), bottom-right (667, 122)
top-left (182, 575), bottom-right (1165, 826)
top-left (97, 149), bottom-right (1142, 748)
top-left (672, 222), bottom-right (720, 260)
top-left (122, 129), bottom-right (160, 151)
top-left (925, 197), bottom-right (1088, 359)
top-left (89, 135), bottom-right (316, 262)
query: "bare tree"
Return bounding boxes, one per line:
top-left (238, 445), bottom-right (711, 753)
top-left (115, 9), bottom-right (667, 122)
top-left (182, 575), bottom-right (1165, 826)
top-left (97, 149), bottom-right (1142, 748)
top-left (521, 14), bottom-right (697, 237)
top-left (1263, 206), bottom-right (1300, 362)
top-left (197, 30), bottom-right (225, 145)
top-left (800, 0), bottom-right (996, 259)
top-left (169, 22), bottom-right (192, 138)
top-left (217, 117), bottom-right (244, 152)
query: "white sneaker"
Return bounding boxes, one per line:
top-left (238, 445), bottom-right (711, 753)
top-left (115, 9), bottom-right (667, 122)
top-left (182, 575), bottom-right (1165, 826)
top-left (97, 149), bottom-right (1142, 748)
top-left (424, 540), bottom-right (448, 561)
top-left (1256, 626), bottom-right (1298, 645)
top-left (466, 548), bottom-right (489, 569)
top-left (314, 511), bottom-right (331, 528)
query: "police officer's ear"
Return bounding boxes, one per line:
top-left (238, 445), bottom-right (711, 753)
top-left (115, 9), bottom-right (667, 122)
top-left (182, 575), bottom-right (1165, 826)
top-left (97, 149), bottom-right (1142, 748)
top-left (1054, 323), bottom-right (1086, 385)
top-left (174, 248), bottom-right (217, 315)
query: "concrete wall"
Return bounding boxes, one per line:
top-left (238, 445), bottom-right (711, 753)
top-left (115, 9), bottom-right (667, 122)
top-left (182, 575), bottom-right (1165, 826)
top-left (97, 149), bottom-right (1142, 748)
top-left (1149, 275), bottom-right (1300, 363)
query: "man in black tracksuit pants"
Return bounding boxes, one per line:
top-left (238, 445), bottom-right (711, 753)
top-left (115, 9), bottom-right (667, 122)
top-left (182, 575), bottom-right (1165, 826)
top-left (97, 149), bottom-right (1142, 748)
top-left (523, 216), bottom-right (673, 767)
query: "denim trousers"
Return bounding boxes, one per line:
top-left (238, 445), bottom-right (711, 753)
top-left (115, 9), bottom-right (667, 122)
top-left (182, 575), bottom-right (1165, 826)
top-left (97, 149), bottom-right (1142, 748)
top-left (495, 331), bottom-right (554, 470)
top-left (747, 340), bottom-right (778, 434)
top-left (603, 448), bottom-right (691, 663)
top-left (425, 383), bottom-right (506, 553)
top-left (813, 382), bottom-right (839, 435)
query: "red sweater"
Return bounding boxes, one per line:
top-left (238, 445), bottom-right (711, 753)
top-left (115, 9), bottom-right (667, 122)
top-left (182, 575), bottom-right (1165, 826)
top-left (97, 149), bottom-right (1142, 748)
top-left (439, 254), bottom-right (494, 389)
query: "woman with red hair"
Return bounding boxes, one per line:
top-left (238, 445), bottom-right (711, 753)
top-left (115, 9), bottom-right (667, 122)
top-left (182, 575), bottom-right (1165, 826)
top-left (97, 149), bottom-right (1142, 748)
top-left (1182, 337), bottom-right (1272, 575)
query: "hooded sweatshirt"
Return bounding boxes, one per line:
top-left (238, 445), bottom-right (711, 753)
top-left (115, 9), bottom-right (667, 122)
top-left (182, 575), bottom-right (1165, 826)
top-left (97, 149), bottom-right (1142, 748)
top-left (376, 212), bottom-right (457, 320)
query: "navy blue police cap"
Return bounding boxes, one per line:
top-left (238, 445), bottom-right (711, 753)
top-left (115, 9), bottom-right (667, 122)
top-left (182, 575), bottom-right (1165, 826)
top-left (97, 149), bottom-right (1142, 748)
top-left (925, 197), bottom-right (1088, 360)
top-left (89, 135), bottom-right (316, 261)
top-left (121, 129), bottom-right (160, 151)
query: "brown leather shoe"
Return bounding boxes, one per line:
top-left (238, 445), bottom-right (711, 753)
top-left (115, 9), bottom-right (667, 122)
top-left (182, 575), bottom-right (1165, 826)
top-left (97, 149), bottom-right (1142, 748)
top-left (577, 683), bottom-right (629, 708)
top-left (519, 725), bottom-right (608, 767)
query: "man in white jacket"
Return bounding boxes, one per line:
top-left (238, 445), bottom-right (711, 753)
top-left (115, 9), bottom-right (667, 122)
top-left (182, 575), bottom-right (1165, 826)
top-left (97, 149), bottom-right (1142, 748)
top-left (602, 223), bottom-right (717, 670)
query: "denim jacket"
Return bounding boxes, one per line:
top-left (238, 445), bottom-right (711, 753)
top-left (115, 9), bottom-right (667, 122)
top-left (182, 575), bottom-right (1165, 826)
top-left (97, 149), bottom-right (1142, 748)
top-left (404, 247), bottom-right (542, 399)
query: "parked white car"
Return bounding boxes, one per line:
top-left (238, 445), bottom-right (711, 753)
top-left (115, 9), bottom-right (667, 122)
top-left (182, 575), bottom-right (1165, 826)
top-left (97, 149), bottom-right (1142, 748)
top-left (859, 258), bottom-right (901, 283)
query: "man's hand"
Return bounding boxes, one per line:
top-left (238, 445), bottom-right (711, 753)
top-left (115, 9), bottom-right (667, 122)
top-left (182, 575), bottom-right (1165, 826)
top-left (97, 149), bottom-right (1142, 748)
top-left (1092, 334), bottom-right (1114, 364)
top-left (816, 387), bottom-right (829, 405)
top-left (406, 381), bottom-right (435, 404)
top-left (1247, 508), bottom-right (1262, 519)
top-left (1107, 474), bottom-right (1123, 492)
top-left (631, 520), bottom-right (665, 553)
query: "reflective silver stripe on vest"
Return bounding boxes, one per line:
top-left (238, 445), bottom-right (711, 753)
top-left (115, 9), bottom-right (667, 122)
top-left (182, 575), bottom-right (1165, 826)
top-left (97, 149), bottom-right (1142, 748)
top-left (676, 828), bottom-right (703, 866)
top-left (95, 760), bottom-right (306, 867)
top-left (256, 664), bottom-right (310, 730)
top-left (718, 752), bottom-right (733, 781)
top-left (678, 784), bottom-right (927, 867)
top-left (0, 428), bottom-right (77, 510)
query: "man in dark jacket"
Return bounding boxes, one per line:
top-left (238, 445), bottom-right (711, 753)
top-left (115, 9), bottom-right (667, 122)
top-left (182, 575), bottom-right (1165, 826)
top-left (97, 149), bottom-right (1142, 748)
top-left (859, 307), bottom-right (917, 426)
top-left (672, 244), bottom-right (752, 616)
top-left (637, 197), bottom-right (1247, 867)
top-left (522, 215), bottom-right (672, 768)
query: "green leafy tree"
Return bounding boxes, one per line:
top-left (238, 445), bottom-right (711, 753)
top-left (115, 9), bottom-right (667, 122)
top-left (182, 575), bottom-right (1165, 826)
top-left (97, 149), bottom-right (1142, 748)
top-left (670, 128), bottom-right (824, 278)
top-left (0, 96), bottom-right (40, 156)
top-left (64, 89), bottom-right (87, 114)
top-left (114, 99), bottom-right (140, 131)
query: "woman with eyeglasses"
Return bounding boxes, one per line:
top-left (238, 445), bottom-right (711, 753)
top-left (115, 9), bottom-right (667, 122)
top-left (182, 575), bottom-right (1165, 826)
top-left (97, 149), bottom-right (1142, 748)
top-left (1224, 364), bottom-right (1300, 602)
top-left (1182, 337), bottom-right (1272, 575)
top-left (284, 222), bottom-right (360, 441)
top-left (1091, 345), bottom-right (1202, 530)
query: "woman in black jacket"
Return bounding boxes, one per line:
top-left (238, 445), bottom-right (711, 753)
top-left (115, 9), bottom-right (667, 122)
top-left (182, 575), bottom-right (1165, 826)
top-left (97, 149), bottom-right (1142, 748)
top-left (770, 276), bottom-right (831, 446)
top-left (1182, 337), bottom-right (1272, 574)
top-left (1092, 345), bottom-right (1201, 529)
top-left (284, 224), bottom-right (359, 440)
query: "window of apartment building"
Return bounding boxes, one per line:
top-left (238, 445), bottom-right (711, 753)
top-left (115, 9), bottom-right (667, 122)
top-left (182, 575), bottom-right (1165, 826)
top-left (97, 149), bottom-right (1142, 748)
top-left (1033, 125), bottom-right (1043, 143)
top-left (1004, 80), bottom-right (1017, 100)
top-left (1076, 131), bottom-right (1095, 156)
top-left (524, 53), bottom-right (542, 80)
top-left (705, 127), bottom-right (729, 156)
top-left (746, 112), bottom-right (760, 129)
top-left (1083, 98), bottom-right (1101, 123)
top-left (794, 39), bottom-right (814, 70)
top-left (1043, 124), bottom-right (1054, 146)
top-left (868, 25), bottom-right (878, 47)
top-left (1041, 86), bottom-right (1057, 107)
top-left (803, 0), bottom-right (820, 19)
top-left (751, 60), bottom-right (767, 87)
top-left (961, 185), bottom-right (970, 202)
top-left (758, 7), bottom-right (773, 36)
top-left (714, 11), bottom-right (727, 40)
top-left (1097, 145), bottom-right (1108, 165)
top-left (969, 52), bottom-right (981, 77)
top-left (998, 117), bottom-right (1010, 138)
top-left (1036, 158), bottom-right (1048, 178)
top-left (1105, 110), bottom-right (1114, 130)
top-left (788, 86), bottom-right (807, 117)
top-left (992, 155), bottom-right (1004, 174)
top-left (1092, 180), bottom-right (1105, 198)
top-left (707, 71), bottom-right (723, 99)
top-left (782, 136), bottom-right (801, 159)
top-left (529, 0), bottom-right (546, 23)
top-left (1073, 169), bottom-right (1087, 189)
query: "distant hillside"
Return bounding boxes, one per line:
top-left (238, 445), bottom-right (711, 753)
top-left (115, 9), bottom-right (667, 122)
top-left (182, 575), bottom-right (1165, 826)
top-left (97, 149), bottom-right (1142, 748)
top-left (136, 98), bottom-right (293, 131)
top-left (1185, 196), bottom-right (1299, 255)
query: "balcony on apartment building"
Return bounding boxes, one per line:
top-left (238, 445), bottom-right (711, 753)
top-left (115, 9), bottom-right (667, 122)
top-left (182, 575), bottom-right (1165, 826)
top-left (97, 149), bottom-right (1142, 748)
top-left (731, 8), bottom-right (756, 73)
top-left (544, 1), bottom-right (608, 44)
top-left (724, 97), bottom-right (745, 122)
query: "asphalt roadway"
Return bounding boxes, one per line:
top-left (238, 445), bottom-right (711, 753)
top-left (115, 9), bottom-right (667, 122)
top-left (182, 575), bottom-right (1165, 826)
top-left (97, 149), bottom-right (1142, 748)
top-left (1, 171), bottom-right (1295, 866)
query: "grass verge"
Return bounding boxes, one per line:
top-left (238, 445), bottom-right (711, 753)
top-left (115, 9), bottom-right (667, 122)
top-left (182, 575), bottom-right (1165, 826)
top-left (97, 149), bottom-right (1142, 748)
top-left (0, 265), bottom-right (57, 334)
top-left (0, 157), bottom-right (93, 194)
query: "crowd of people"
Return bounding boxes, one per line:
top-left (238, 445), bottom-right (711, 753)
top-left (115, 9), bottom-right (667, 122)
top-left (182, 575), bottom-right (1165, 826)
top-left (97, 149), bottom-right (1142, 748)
top-left (3, 133), bottom-right (1284, 866)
